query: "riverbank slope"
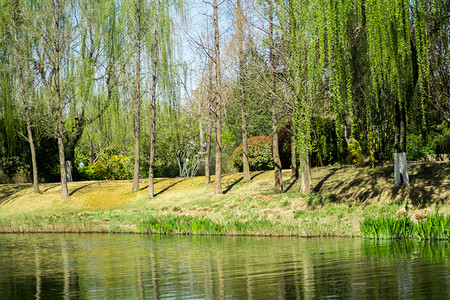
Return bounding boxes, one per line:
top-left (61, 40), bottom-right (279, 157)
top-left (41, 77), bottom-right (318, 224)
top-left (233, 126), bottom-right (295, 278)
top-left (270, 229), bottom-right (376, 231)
top-left (0, 161), bottom-right (448, 236)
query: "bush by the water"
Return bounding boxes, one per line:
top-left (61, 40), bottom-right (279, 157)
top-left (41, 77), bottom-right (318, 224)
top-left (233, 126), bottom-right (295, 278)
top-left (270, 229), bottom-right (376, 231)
top-left (360, 213), bottom-right (450, 240)
top-left (233, 136), bottom-right (273, 171)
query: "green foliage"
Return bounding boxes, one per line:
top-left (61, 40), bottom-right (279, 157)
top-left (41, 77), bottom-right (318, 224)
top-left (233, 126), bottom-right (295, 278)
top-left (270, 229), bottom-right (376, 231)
top-left (154, 164), bottom-right (179, 178)
top-left (360, 215), bottom-right (416, 239)
top-left (347, 139), bottom-right (363, 164)
top-left (407, 134), bottom-right (433, 161)
top-left (91, 155), bottom-right (133, 180)
top-left (137, 213), bottom-right (279, 236)
top-left (428, 122), bottom-right (450, 154)
top-left (76, 165), bottom-right (96, 181)
top-left (0, 156), bottom-right (29, 183)
top-left (360, 214), bottom-right (450, 240)
top-left (415, 214), bottom-right (450, 240)
top-left (233, 136), bottom-right (273, 171)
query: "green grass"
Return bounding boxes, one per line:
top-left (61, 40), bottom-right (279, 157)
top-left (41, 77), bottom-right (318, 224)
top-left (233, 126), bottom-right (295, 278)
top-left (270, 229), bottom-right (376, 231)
top-left (360, 215), bottom-right (415, 239)
top-left (137, 214), bottom-right (293, 236)
top-left (415, 214), bottom-right (450, 240)
top-left (360, 213), bottom-right (450, 240)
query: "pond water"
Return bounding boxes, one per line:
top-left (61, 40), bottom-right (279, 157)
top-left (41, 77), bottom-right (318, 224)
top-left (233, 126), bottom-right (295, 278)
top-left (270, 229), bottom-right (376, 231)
top-left (0, 234), bottom-right (448, 299)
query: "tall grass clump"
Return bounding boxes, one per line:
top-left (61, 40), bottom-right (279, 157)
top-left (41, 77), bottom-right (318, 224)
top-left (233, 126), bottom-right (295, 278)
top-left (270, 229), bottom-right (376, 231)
top-left (360, 215), bottom-right (415, 239)
top-left (415, 213), bottom-right (450, 240)
top-left (360, 214), bottom-right (450, 240)
top-left (137, 214), bottom-right (289, 236)
top-left (138, 215), bottom-right (224, 235)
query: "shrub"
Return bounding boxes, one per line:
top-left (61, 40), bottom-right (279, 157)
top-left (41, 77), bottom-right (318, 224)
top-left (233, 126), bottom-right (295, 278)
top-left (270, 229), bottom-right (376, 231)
top-left (0, 157), bottom-right (30, 183)
top-left (154, 164), bottom-right (179, 178)
top-left (407, 134), bottom-right (433, 161)
top-left (76, 165), bottom-right (96, 181)
top-left (347, 138), bottom-right (363, 164)
top-left (91, 155), bottom-right (133, 180)
top-left (233, 136), bottom-right (273, 171)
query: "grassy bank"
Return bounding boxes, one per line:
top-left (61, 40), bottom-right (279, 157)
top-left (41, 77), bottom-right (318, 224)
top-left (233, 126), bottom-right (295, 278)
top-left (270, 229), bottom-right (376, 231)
top-left (0, 162), bottom-right (449, 237)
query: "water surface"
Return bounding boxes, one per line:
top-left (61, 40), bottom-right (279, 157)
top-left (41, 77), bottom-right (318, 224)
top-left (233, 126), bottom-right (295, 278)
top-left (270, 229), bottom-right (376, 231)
top-left (0, 234), bottom-right (448, 299)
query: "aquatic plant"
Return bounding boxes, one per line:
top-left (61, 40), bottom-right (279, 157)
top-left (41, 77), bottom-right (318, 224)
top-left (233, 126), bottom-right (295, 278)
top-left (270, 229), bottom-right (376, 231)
top-left (415, 213), bottom-right (450, 240)
top-left (360, 214), bottom-right (450, 240)
top-left (360, 215), bottom-right (415, 239)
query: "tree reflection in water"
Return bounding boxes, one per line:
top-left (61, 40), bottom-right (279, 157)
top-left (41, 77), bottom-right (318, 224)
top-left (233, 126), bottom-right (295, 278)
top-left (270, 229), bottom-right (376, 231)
top-left (0, 234), bottom-right (448, 299)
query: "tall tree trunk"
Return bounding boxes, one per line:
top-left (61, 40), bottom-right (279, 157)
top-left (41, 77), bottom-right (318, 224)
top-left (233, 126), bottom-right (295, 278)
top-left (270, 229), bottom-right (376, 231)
top-left (268, 1), bottom-right (283, 192)
top-left (55, 0), bottom-right (69, 200)
top-left (26, 117), bottom-right (39, 194)
top-left (213, 0), bottom-right (222, 195)
top-left (394, 98), bottom-right (409, 186)
top-left (290, 119), bottom-right (298, 179)
top-left (205, 92), bottom-right (212, 184)
top-left (148, 12), bottom-right (158, 198)
top-left (57, 122), bottom-right (69, 200)
top-left (132, 0), bottom-right (142, 192)
top-left (299, 149), bottom-right (312, 193)
top-left (237, 0), bottom-right (251, 183)
top-left (205, 57), bottom-right (214, 184)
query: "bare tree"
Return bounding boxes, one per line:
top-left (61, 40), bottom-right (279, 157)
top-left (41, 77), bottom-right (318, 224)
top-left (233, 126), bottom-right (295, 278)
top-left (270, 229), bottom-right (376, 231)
top-left (236, 0), bottom-right (251, 182)
top-left (205, 57), bottom-right (214, 184)
top-left (268, 0), bottom-right (283, 192)
top-left (32, 0), bottom-right (80, 199)
top-left (213, 0), bottom-right (223, 195)
top-left (148, 3), bottom-right (158, 198)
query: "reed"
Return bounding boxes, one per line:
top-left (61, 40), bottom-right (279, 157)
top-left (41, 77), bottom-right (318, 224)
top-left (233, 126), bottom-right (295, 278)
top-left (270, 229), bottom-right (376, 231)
top-left (360, 214), bottom-right (450, 240)
top-left (415, 213), bottom-right (450, 240)
top-left (137, 214), bottom-right (294, 236)
top-left (360, 215), bottom-right (416, 239)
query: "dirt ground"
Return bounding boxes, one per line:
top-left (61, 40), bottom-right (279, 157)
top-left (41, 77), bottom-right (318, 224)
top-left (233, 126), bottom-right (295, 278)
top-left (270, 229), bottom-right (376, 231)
top-left (0, 161), bottom-right (448, 216)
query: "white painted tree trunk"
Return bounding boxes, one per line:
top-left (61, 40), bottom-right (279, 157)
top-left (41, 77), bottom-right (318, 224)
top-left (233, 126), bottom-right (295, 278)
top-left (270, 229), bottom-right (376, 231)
top-left (65, 161), bottom-right (73, 182)
top-left (394, 152), bottom-right (409, 186)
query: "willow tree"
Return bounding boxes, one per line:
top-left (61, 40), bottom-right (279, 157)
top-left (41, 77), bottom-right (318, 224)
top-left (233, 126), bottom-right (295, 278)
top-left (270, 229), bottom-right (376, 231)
top-left (427, 0), bottom-right (449, 123)
top-left (266, 0), bottom-right (283, 192)
top-left (365, 0), bottom-right (429, 186)
top-left (147, 0), bottom-right (183, 197)
top-left (8, 0), bottom-right (39, 193)
top-left (63, 0), bottom-right (121, 182)
top-left (127, 0), bottom-right (145, 192)
top-left (286, 0), bottom-right (313, 193)
top-left (282, 0), bottom-right (356, 193)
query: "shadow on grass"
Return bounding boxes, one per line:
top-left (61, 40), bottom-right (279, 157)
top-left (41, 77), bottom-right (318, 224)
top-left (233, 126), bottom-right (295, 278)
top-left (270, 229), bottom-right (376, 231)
top-left (223, 176), bottom-right (243, 194)
top-left (42, 183), bottom-right (60, 193)
top-left (0, 184), bottom-right (29, 207)
top-left (314, 168), bottom-right (338, 193)
top-left (312, 162), bottom-right (450, 205)
top-left (139, 178), bottom-right (169, 192)
top-left (390, 162), bottom-right (450, 204)
top-left (154, 178), bottom-right (187, 196)
top-left (251, 171), bottom-right (264, 180)
top-left (222, 171), bottom-right (265, 194)
top-left (69, 183), bottom-right (96, 196)
top-left (284, 178), bottom-right (298, 193)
